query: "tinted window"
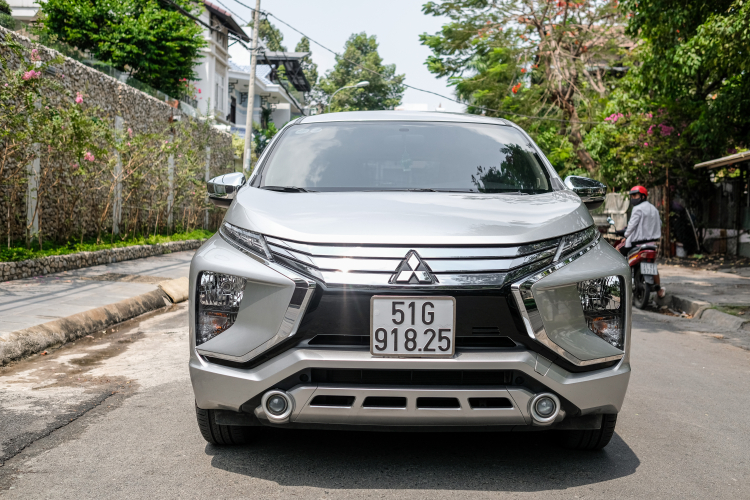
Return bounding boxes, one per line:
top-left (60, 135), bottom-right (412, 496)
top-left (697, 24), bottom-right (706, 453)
top-left (260, 121), bottom-right (551, 193)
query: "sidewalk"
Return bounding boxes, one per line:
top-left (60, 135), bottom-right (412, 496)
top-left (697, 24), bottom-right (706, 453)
top-left (0, 251), bottom-right (193, 364)
top-left (659, 264), bottom-right (750, 308)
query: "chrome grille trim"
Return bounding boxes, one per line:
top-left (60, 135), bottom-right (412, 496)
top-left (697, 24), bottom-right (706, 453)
top-left (266, 236), bottom-right (561, 288)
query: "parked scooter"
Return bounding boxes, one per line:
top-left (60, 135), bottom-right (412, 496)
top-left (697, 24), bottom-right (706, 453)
top-left (607, 217), bottom-right (660, 309)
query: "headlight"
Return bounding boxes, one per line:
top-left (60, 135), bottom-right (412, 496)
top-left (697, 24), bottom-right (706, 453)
top-left (557, 226), bottom-right (598, 260)
top-left (196, 271), bottom-right (246, 346)
top-left (577, 275), bottom-right (624, 350)
top-left (220, 222), bottom-right (272, 259)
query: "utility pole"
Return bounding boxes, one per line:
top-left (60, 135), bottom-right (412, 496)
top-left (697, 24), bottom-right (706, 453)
top-left (243, 0), bottom-right (261, 174)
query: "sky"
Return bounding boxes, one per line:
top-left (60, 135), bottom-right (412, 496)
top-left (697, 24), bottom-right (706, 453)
top-left (223, 0), bottom-right (465, 112)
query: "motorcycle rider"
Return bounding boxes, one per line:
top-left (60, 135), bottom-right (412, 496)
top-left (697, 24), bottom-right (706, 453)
top-left (616, 185), bottom-right (665, 298)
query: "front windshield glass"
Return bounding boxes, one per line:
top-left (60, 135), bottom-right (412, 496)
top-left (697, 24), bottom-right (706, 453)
top-left (259, 121), bottom-right (552, 193)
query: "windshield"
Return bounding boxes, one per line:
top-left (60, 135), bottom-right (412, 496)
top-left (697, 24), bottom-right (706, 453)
top-left (259, 121), bottom-right (552, 193)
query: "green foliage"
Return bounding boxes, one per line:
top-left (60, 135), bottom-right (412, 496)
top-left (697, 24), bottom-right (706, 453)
top-left (1, 35), bottom-right (233, 249)
top-left (420, 0), bottom-right (625, 174)
top-left (619, 0), bottom-right (750, 162)
top-left (0, 229), bottom-right (213, 262)
top-left (258, 18), bottom-right (286, 51)
top-left (318, 32), bottom-right (405, 112)
top-left (253, 121), bottom-right (279, 156)
top-left (295, 37), bottom-right (318, 89)
top-left (38, 0), bottom-right (206, 97)
top-left (0, 0), bottom-right (11, 16)
top-left (0, 13), bottom-right (14, 30)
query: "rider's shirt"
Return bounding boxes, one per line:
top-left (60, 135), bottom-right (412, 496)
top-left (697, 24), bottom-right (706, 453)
top-left (624, 200), bottom-right (662, 248)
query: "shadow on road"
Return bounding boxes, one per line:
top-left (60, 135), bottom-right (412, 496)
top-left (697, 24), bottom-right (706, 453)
top-left (206, 427), bottom-right (639, 492)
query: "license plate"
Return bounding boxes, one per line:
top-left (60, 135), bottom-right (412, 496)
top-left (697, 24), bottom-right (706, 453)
top-left (370, 296), bottom-right (456, 358)
top-left (641, 262), bottom-right (658, 275)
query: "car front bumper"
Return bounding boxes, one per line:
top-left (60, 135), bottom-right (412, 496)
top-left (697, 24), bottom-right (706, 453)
top-left (190, 347), bottom-right (630, 428)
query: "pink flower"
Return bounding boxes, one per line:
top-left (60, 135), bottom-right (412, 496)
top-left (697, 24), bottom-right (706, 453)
top-left (164, 140), bottom-right (169, 144)
top-left (643, 142), bottom-right (649, 147)
top-left (647, 125), bottom-right (654, 135)
top-left (83, 151), bottom-right (95, 162)
top-left (30, 49), bottom-right (40, 62)
top-left (604, 113), bottom-right (624, 123)
top-left (75, 92), bottom-right (83, 104)
top-left (659, 123), bottom-right (674, 136)
top-left (127, 142), bottom-right (131, 146)
top-left (22, 70), bottom-right (41, 80)
top-left (127, 127), bottom-right (133, 138)
top-left (198, 89), bottom-right (201, 93)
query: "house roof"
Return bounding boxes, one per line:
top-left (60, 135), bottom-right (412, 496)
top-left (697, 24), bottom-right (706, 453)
top-left (695, 151), bottom-right (750, 169)
top-left (204, 1), bottom-right (249, 41)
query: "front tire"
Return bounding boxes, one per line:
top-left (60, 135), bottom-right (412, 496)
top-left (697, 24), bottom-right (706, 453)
top-left (556, 414), bottom-right (618, 451)
top-left (632, 268), bottom-right (650, 309)
top-left (195, 404), bottom-right (256, 445)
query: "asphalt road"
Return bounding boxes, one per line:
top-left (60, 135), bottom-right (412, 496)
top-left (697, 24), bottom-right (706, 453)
top-left (1, 304), bottom-right (749, 499)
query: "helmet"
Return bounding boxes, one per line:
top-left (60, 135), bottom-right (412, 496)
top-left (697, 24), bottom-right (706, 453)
top-left (629, 185), bottom-right (648, 197)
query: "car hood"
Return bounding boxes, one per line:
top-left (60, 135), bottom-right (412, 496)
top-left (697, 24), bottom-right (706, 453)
top-left (224, 188), bottom-right (593, 245)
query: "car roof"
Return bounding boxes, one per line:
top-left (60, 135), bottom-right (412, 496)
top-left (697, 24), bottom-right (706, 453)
top-left (298, 110), bottom-right (511, 126)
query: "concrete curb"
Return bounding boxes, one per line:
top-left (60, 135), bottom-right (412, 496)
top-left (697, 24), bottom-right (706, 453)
top-left (657, 292), bottom-right (750, 330)
top-left (0, 278), bottom-right (190, 366)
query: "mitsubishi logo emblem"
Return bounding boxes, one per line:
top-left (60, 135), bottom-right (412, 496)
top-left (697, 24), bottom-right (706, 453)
top-left (390, 251), bottom-right (437, 285)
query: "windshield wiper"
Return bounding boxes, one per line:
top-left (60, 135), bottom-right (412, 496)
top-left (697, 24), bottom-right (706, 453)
top-left (262, 186), bottom-right (316, 193)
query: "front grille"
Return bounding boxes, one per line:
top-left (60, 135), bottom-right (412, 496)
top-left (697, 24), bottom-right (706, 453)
top-left (311, 369), bottom-right (514, 386)
top-left (265, 235), bottom-right (558, 288)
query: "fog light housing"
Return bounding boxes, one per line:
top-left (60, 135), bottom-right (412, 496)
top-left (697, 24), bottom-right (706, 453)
top-left (196, 271), bottom-right (246, 346)
top-left (578, 276), bottom-right (625, 350)
top-left (261, 390), bottom-right (294, 423)
top-left (529, 393), bottom-right (560, 424)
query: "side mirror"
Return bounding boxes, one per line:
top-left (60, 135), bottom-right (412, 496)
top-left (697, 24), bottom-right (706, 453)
top-left (564, 175), bottom-right (606, 210)
top-left (207, 172), bottom-right (246, 208)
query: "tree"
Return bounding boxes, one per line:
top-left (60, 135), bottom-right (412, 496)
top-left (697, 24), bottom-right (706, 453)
top-left (421, 0), bottom-right (627, 174)
top-left (317, 32), bottom-right (405, 112)
top-left (620, 0), bottom-right (750, 161)
top-left (295, 36), bottom-right (318, 89)
top-left (38, 0), bottom-right (206, 97)
top-left (0, 0), bottom-right (15, 29)
top-left (258, 18), bottom-right (286, 51)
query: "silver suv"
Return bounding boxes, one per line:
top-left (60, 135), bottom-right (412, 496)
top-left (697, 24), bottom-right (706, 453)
top-left (190, 111), bottom-right (630, 451)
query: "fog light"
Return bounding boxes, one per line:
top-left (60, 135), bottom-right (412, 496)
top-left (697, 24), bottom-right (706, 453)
top-left (529, 393), bottom-right (560, 424)
top-left (261, 390), bottom-right (293, 423)
top-left (196, 271), bottom-right (246, 346)
top-left (578, 276), bottom-right (625, 350)
top-left (267, 395), bottom-right (288, 415)
top-left (535, 397), bottom-right (556, 417)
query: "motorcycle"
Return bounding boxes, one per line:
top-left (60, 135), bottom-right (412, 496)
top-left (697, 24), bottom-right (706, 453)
top-left (607, 217), bottom-right (660, 309)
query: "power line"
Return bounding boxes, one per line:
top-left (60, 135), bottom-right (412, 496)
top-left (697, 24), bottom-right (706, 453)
top-left (260, 10), bottom-right (602, 125)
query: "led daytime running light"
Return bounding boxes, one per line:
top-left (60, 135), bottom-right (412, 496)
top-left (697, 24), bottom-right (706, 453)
top-left (220, 222), bottom-right (272, 260)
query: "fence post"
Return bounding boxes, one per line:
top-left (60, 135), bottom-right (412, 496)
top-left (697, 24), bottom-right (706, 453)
top-left (26, 146), bottom-right (40, 239)
top-left (204, 146), bottom-right (211, 230)
top-left (113, 116), bottom-right (124, 235)
top-left (167, 154), bottom-right (174, 233)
